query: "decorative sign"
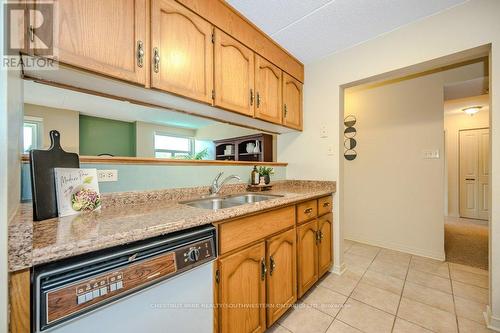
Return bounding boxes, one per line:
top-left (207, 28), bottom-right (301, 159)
top-left (344, 115), bottom-right (357, 160)
top-left (344, 150), bottom-right (357, 161)
top-left (344, 138), bottom-right (357, 150)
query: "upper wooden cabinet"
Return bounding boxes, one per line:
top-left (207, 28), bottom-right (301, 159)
top-left (214, 29), bottom-right (255, 117)
top-left (282, 72), bottom-right (303, 130)
top-left (44, 0), bottom-right (147, 84)
top-left (176, 0), bottom-right (304, 82)
top-left (150, 0), bottom-right (213, 104)
top-left (255, 55), bottom-right (282, 125)
top-left (266, 228), bottom-right (297, 326)
top-left (218, 242), bottom-right (267, 333)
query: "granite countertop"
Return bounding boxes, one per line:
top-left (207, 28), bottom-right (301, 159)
top-left (8, 180), bottom-right (335, 272)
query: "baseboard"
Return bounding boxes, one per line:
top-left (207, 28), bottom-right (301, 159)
top-left (485, 306), bottom-right (500, 332)
top-left (345, 234), bottom-right (446, 261)
top-left (331, 263), bottom-right (346, 276)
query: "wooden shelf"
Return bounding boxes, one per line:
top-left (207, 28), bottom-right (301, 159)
top-left (239, 152), bottom-right (262, 156)
top-left (21, 154), bottom-right (287, 166)
top-left (214, 133), bottom-right (273, 162)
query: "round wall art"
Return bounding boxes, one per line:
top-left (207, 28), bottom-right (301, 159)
top-left (344, 115), bottom-right (357, 160)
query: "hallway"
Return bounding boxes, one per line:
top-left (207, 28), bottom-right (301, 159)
top-left (445, 216), bottom-right (488, 270)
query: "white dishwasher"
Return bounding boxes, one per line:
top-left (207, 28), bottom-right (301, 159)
top-left (33, 225), bottom-right (216, 333)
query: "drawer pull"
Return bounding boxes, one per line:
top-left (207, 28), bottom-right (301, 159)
top-left (322, 202), bottom-right (330, 208)
top-left (269, 256), bottom-right (276, 276)
top-left (261, 258), bottom-right (267, 280)
top-left (304, 207), bottom-right (313, 214)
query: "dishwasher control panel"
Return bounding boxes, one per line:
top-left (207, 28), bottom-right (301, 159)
top-left (39, 235), bottom-right (216, 330)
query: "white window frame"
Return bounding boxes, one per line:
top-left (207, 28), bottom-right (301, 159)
top-left (153, 132), bottom-right (194, 158)
top-left (23, 116), bottom-right (43, 153)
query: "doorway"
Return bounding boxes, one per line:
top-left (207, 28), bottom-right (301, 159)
top-left (459, 128), bottom-right (489, 220)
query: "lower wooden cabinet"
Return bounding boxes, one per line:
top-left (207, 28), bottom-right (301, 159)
top-left (218, 242), bottom-right (267, 333)
top-left (318, 213), bottom-right (333, 277)
top-left (216, 228), bottom-right (297, 333)
top-left (297, 219), bottom-right (319, 297)
top-left (297, 211), bottom-right (333, 297)
top-left (215, 197), bottom-right (333, 332)
top-left (266, 228), bottom-right (297, 326)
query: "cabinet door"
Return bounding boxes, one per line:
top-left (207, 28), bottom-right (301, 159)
top-left (45, 0), bottom-right (146, 84)
top-left (218, 242), bottom-right (266, 333)
top-left (151, 0), bottom-right (213, 104)
top-left (297, 219), bottom-right (318, 298)
top-left (282, 72), bottom-right (303, 130)
top-left (255, 55), bottom-right (282, 124)
top-left (266, 229), bottom-right (296, 326)
top-left (214, 29), bottom-right (254, 116)
top-left (318, 213), bottom-right (333, 277)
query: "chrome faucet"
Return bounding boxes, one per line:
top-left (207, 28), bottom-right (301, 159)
top-left (209, 172), bottom-right (241, 195)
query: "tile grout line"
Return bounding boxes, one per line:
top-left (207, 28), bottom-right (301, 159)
top-left (390, 254), bottom-right (411, 333)
top-left (322, 247), bottom-right (382, 333)
top-left (450, 263), bottom-right (461, 333)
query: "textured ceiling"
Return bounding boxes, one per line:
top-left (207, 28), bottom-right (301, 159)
top-left (227, 0), bottom-right (468, 64)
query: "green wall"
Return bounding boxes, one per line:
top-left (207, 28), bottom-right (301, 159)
top-left (79, 115), bottom-right (136, 157)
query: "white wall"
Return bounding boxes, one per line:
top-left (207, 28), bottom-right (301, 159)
top-left (24, 103), bottom-right (80, 153)
top-left (277, 0), bottom-right (500, 328)
top-left (0, 1), bottom-right (9, 327)
top-left (135, 121), bottom-right (196, 157)
top-left (445, 97), bottom-right (490, 217)
top-left (1, 1), bottom-right (24, 327)
top-left (344, 73), bottom-right (445, 259)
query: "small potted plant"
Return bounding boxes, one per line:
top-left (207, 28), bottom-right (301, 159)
top-left (258, 166), bottom-right (274, 185)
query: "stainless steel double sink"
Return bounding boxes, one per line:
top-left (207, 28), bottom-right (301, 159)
top-left (180, 193), bottom-right (284, 210)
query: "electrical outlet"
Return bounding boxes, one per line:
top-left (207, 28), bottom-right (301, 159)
top-left (327, 145), bottom-right (335, 156)
top-left (320, 126), bottom-right (328, 138)
top-left (97, 170), bottom-right (118, 182)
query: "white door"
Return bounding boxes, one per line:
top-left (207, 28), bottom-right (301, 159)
top-left (459, 128), bottom-right (489, 220)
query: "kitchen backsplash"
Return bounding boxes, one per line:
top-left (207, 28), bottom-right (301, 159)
top-left (21, 163), bottom-right (286, 202)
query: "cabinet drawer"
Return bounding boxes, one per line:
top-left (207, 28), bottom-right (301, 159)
top-left (296, 200), bottom-right (317, 224)
top-left (318, 196), bottom-right (333, 216)
top-left (219, 206), bottom-right (295, 254)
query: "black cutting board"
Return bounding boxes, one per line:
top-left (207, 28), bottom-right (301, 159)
top-left (30, 130), bottom-right (80, 221)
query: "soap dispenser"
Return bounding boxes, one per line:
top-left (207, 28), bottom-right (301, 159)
top-left (251, 166), bottom-right (259, 185)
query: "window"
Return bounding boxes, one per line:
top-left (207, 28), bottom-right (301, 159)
top-left (154, 133), bottom-right (193, 158)
top-left (23, 117), bottom-right (43, 153)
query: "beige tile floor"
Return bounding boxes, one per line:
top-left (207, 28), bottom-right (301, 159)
top-left (269, 240), bottom-right (492, 333)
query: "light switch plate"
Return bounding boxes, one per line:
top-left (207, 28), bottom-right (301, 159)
top-left (97, 169), bottom-right (118, 182)
top-left (421, 149), bottom-right (440, 159)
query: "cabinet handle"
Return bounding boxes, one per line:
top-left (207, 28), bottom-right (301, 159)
top-left (250, 89), bottom-right (254, 106)
top-left (284, 104), bottom-right (287, 118)
top-left (256, 92), bottom-right (261, 108)
top-left (28, 25), bottom-right (35, 43)
top-left (322, 202), bottom-right (330, 208)
top-left (269, 256), bottom-right (276, 276)
top-left (320, 231), bottom-right (324, 241)
top-left (315, 230), bottom-right (321, 244)
top-left (261, 258), bottom-right (267, 280)
top-left (153, 47), bottom-right (160, 73)
top-left (137, 41), bottom-right (144, 68)
top-left (304, 207), bottom-right (313, 214)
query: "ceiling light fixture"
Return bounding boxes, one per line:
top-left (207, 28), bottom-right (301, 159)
top-left (462, 106), bottom-right (482, 116)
